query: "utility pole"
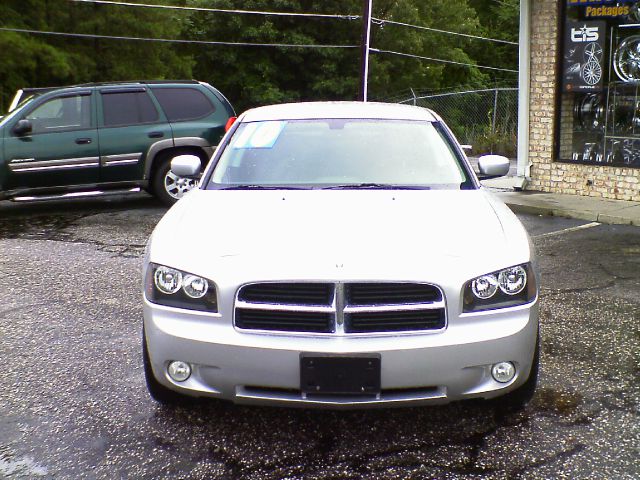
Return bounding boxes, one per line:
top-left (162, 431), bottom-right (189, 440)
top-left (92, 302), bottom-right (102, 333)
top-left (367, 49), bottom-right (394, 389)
top-left (359, 0), bottom-right (373, 102)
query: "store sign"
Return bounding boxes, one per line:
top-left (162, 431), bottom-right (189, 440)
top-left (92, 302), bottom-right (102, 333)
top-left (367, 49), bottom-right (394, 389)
top-left (567, 0), bottom-right (632, 5)
top-left (562, 21), bottom-right (606, 92)
top-left (568, 0), bottom-right (634, 18)
top-left (558, 0), bottom-right (640, 168)
top-left (585, 5), bottom-right (630, 17)
top-left (570, 24), bottom-right (600, 41)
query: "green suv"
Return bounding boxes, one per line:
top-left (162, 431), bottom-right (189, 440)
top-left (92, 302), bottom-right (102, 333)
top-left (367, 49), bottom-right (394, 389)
top-left (0, 80), bottom-right (235, 205)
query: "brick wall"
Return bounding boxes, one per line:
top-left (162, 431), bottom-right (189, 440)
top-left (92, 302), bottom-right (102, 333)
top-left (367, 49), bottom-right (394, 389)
top-left (528, 0), bottom-right (640, 201)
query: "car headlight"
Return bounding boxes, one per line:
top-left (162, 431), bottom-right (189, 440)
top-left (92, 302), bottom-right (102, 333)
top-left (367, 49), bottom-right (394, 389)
top-left (145, 263), bottom-right (217, 312)
top-left (463, 263), bottom-right (536, 312)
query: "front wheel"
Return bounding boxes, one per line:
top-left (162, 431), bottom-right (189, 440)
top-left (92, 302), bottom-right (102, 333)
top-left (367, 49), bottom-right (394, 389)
top-left (152, 156), bottom-right (200, 206)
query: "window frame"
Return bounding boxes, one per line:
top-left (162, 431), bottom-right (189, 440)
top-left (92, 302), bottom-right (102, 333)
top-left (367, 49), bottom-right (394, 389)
top-left (150, 86), bottom-right (216, 123)
top-left (99, 87), bottom-right (161, 128)
top-left (13, 90), bottom-right (94, 137)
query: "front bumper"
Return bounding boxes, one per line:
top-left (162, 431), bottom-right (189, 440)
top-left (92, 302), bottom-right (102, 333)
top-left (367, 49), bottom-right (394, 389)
top-left (143, 298), bottom-right (539, 408)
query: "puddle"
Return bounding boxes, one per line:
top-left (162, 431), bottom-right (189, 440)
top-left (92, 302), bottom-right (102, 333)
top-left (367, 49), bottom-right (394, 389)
top-left (534, 388), bottom-right (583, 415)
top-left (0, 447), bottom-right (48, 477)
top-left (0, 215), bottom-right (81, 241)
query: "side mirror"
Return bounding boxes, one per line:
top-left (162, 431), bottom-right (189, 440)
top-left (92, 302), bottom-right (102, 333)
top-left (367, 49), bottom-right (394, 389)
top-left (13, 119), bottom-right (32, 136)
top-left (170, 154), bottom-right (201, 177)
top-left (477, 154), bottom-right (510, 179)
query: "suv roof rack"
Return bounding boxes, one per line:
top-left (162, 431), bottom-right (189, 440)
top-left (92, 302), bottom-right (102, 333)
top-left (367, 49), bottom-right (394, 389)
top-left (7, 80), bottom-right (202, 112)
top-left (71, 80), bottom-right (200, 88)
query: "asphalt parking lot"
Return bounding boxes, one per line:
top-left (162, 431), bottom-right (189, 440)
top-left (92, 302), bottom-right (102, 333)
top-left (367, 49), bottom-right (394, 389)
top-left (0, 193), bottom-right (638, 479)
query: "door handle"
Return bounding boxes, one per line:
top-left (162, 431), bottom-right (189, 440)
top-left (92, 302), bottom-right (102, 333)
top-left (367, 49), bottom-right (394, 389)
top-left (148, 131), bottom-right (164, 138)
top-left (75, 138), bottom-right (92, 144)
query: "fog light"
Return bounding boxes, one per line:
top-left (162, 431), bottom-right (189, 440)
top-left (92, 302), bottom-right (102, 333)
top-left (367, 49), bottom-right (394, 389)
top-left (491, 362), bottom-right (516, 383)
top-left (167, 361), bottom-right (191, 382)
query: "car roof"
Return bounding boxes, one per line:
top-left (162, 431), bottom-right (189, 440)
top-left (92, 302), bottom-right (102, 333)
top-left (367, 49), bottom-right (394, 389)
top-left (241, 101), bottom-right (439, 122)
top-left (19, 80), bottom-right (203, 98)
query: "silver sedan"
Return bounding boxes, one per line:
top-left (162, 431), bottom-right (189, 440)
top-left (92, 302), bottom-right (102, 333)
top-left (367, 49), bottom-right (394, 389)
top-left (142, 102), bottom-right (539, 409)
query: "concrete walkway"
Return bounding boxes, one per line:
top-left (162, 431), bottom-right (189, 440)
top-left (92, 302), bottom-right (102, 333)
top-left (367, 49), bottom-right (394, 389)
top-left (495, 190), bottom-right (640, 226)
top-left (481, 177), bottom-right (640, 226)
top-left (467, 157), bottom-right (639, 226)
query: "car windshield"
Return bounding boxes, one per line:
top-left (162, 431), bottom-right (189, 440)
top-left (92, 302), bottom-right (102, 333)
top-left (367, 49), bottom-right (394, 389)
top-left (208, 119), bottom-right (471, 189)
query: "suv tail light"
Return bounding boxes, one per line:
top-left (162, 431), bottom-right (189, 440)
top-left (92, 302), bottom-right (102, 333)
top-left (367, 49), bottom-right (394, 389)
top-left (225, 116), bottom-right (237, 132)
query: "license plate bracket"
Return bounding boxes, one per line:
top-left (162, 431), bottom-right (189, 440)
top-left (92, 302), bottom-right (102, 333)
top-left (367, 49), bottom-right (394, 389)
top-left (300, 354), bottom-right (381, 395)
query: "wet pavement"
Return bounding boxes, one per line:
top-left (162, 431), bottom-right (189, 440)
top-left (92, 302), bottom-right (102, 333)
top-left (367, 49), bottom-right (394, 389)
top-left (0, 195), bottom-right (638, 479)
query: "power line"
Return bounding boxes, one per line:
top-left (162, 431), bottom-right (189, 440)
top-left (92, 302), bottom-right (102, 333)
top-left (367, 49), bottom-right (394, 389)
top-left (71, 0), bottom-right (518, 46)
top-left (372, 18), bottom-right (518, 46)
top-left (0, 28), bottom-right (515, 73)
top-left (0, 27), bottom-right (359, 49)
top-left (70, 0), bottom-right (359, 20)
top-left (371, 48), bottom-right (518, 73)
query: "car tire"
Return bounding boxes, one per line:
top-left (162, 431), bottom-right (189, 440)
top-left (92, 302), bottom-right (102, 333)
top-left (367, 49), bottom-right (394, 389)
top-left (142, 329), bottom-right (186, 405)
top-left (152, 151), bottom-right (203, 206)
top-left (494, 332), bottom-right (540, 410)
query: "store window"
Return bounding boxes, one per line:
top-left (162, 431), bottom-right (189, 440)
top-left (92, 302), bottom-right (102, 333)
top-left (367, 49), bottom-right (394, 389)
top-left (558, 0), bottom-right (640, 167)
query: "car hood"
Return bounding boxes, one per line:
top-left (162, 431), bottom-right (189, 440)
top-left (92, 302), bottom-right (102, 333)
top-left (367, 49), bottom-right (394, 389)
top-left (148, 189), bottom-right (531, 283)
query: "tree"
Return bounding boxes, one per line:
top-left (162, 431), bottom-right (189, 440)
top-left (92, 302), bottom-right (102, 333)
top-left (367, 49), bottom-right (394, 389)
top-left (0, 0), bottom-right (520, 112)
top-left (185, 0), bottom-right (502, 110)
top-left (367, 0), bottom-right (491, 98)
top-left (466, 0), bottom-right (520, 87)
top-left (0, 0), bottom-right (192, 111)
top-left (185, 0), bottom-right (362, 111)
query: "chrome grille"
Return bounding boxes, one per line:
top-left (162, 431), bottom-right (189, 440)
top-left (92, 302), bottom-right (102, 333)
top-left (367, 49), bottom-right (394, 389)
top-left (235, 282), bottom-right (446, 334)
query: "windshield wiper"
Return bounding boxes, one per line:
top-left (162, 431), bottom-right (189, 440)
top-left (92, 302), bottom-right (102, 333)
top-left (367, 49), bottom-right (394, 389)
top-left (217, 184), bottom-right (307, 190)
top-left (321, 183), bottom-right (430, 190)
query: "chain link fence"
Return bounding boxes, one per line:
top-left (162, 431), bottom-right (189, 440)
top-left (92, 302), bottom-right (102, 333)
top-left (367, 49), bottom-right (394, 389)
top-left (388, 88), bottom-right (519, 157)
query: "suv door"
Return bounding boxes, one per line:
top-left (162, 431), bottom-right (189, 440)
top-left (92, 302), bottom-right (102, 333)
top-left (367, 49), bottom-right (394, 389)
top-left (3, 90), bottom-right (99, 190)
top-left (97, 87), bottom-right (172, 184)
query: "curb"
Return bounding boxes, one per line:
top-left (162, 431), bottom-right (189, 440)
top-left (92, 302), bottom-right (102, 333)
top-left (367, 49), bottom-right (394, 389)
top-left (503, 202), bottom-right (640, 226)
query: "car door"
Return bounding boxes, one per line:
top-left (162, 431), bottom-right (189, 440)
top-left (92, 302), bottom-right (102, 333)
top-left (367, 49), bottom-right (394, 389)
top-left (97, 87), bottom-right (172, 184)
top-left (3, 90), bottom-right (99, 190)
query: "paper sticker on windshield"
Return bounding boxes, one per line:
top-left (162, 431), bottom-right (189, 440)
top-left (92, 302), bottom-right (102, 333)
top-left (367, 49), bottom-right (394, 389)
top-left (233, 121), bottom-right (286, 149)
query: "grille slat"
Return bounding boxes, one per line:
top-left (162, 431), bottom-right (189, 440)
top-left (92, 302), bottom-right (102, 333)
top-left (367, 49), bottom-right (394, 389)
top-left (236, 308), bottom-right (333, 333)
top-left (239, 283), bottom-right (332, 306)
top-left (235, 282), bottom-right (445, 334)
top-left (346, 283), bottom-right (441, 305)
top-left (347, 310), bottom-right (445, 333)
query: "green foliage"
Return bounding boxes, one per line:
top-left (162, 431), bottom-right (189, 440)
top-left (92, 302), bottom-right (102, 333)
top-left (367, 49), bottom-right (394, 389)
top-left (465, 122), bottom-right (517, 158)
top-left (0, 0), bottom-right (519, 113)
top-left (0, 0), bottom-right (192, 111)
top-left (369, 0), bottom-right (490, 96)
top-left (185, 0), bottom-right (362, 111)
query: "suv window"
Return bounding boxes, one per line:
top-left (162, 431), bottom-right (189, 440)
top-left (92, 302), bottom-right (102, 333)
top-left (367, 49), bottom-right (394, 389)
top-left (25, 95), bottom-right (91, 134)
top-left (152, 87), bottom-right (215, 122)
top-left (102, 91), bottom-right (159, 127)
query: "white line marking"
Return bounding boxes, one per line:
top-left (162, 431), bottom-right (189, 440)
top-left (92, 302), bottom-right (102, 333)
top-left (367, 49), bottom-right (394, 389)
top-left (533, 222), bottom-right (601, 238)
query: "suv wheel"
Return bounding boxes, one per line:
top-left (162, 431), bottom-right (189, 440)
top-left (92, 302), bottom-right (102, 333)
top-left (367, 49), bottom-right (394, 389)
top-left (152, 152), bottom-right (202, 206)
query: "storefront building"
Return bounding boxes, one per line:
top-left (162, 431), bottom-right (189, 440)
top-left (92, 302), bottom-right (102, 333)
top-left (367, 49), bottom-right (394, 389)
top-left (519, 0), bottom-right (640, 201)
